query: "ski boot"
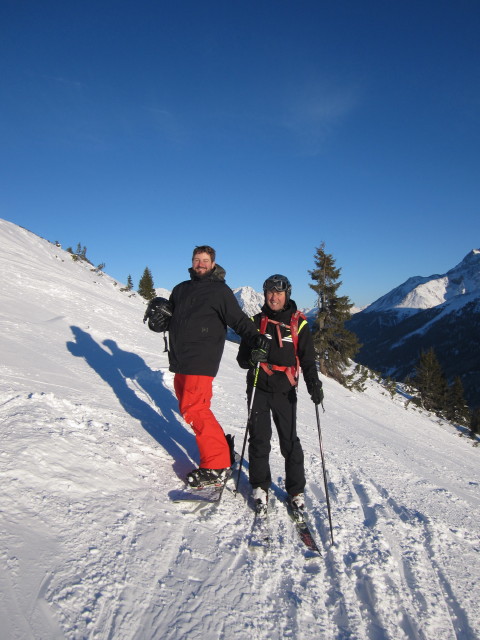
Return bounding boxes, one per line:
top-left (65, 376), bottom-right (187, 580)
top-left (225, 433), bottom-right (237, 466)
top-left (289, 493), bottom-right (305, 523)
top-left (253, 487), bottom-right (268, 516)
top-left (186, 467), bottom-right (230, 489)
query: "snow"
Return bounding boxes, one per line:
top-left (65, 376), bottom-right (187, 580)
top-left (154, 287), bottom-right (171, 300)
top-left (1, 217), bottom-right (479, 640)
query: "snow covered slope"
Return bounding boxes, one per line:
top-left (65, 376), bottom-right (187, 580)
top-left (1, 218), bottom-right (479, 640)
top-left (155, 287), bottom-right (171, 299)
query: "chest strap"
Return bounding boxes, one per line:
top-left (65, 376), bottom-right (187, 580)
top-left (258, 312), bottom-right (304, 386)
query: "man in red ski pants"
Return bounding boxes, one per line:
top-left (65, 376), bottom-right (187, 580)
top-left (165, 245), bottom-right (264, 488)
top-left (173, 373), bottom-right (229, 470)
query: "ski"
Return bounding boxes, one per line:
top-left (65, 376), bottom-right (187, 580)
top-left (287, 503), bottom-right (321, 556)
top-left (170, 479), bottom-right (231, 514)
top-left (169, 481), bottom-right (227, 505)
top-left (248, 505), bottom-right (272, 550)
top-left (294, 517), bottom-right (321, 555)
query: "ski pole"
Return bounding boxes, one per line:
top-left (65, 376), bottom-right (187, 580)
top-left (315, 403), bottom-right (334, 545)
top-left (234, 363), bottom-right (260, 495)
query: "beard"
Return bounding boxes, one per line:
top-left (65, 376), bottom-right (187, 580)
top-left (193, 266), bottom-right (214, 278)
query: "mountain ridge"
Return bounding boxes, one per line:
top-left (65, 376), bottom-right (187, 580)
top-left (348, 250), bottom-right (480, 408)
top-left (364, 249), bottom-right (480, 316)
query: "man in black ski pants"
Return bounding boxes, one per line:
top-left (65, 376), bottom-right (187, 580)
top-left (236, 274), bottom-right (323, 514)
top-left (166, 245), bottom-right (264, 488)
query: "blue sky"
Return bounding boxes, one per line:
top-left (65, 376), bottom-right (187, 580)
top-left (1, 0), bottom-right (479, 308)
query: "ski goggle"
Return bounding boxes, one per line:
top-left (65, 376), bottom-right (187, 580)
top-left (263, 276), bottom-right (290, 292)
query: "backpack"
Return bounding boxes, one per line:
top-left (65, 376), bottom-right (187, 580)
top-left (258, 310), bottom-right (308, 386)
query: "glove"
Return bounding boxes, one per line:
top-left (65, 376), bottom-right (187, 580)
top-left (306, 378), bottom-right (324, 405)
top-left (249, 334), bottom-right (270, 366)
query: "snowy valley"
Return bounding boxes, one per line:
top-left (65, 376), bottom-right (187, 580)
top-left (1, 218), bottom-right (479, 640)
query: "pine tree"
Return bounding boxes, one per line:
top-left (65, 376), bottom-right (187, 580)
top-left (126, 275), bottom-right (134, 291)
top-left (138, 267), bottom-right (156, 300)
top-left (70, 242), bottom-right (92, 264)
top-left (308, 242), bottom-right (360, 383)
top-left (414, 348), bottom-right (448, 414)
top-left (446, 377), bottom-right (470, 425)
top-left (470, 408), bottom-right (480, 436)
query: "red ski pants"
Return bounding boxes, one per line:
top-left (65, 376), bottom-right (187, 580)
top-left (173, 373), bottom-right (231, 469)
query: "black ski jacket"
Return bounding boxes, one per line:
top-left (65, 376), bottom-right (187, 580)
top-left (237, 300), bottom-right (319, 394)
top-left (168, 265), bottom-right (258, 377)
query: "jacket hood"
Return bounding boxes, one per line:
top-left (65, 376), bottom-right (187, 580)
top-left (188, 263), bottom-right (226, 282)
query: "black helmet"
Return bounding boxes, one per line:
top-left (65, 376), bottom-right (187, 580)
top-left (263, 274), bottom-right (292, 304)
top-left (143, 297), bottom-right (173, 333)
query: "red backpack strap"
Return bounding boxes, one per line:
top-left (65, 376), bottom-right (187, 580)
top-left (260, 314), bottom-right (284, 346)
top-left (259, 314), bottom-right (273, 378)
top-left (259, 314), bottom-right (269, 335)
top-left (289, 311), bottom-right (300, 354)
top-left (288, 311), bottom-right (300, 385)
top-left (289, 311), bottom-right (307, 353)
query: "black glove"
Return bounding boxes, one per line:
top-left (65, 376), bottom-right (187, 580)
top-left (306, 378), bottom-right (324, 405)
top-left (249, 334), bottom-right (270, 366)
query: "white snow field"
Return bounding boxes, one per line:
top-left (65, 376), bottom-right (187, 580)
top-left (1, 218), bottom-right (479, 640)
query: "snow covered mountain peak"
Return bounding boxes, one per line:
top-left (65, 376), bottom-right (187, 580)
top-left (232, 285), bottom-right (264, 317)
top-left (448, 248), bottom-right (480, 284)
top-left (364, 249), bottom-right (480, 316)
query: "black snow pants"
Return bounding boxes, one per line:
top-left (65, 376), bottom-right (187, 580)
top-left (248, 386), bottom-right (306, 496)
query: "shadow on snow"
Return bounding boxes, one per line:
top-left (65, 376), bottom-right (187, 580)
top-left (66, 325), bottom-right (196, 480)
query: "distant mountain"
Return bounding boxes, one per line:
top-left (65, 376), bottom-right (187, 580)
top-left (364, 249), bottom-right (480, 316)
top-left (350, 305), bottom-right (366, 315)
top-left (224, 286), bottom-right (262, 343)
top-left (232, 286), bottom-right (264, 317)
top-left (300, 304), bottom-right (364, 323)
top-left (347, 250), bottom-right (480, 408)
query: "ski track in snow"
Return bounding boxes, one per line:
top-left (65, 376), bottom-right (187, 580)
top-left (2, 367), bottom-right (479, 640)
top-left (1, 219), bottom-right (480, 639)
